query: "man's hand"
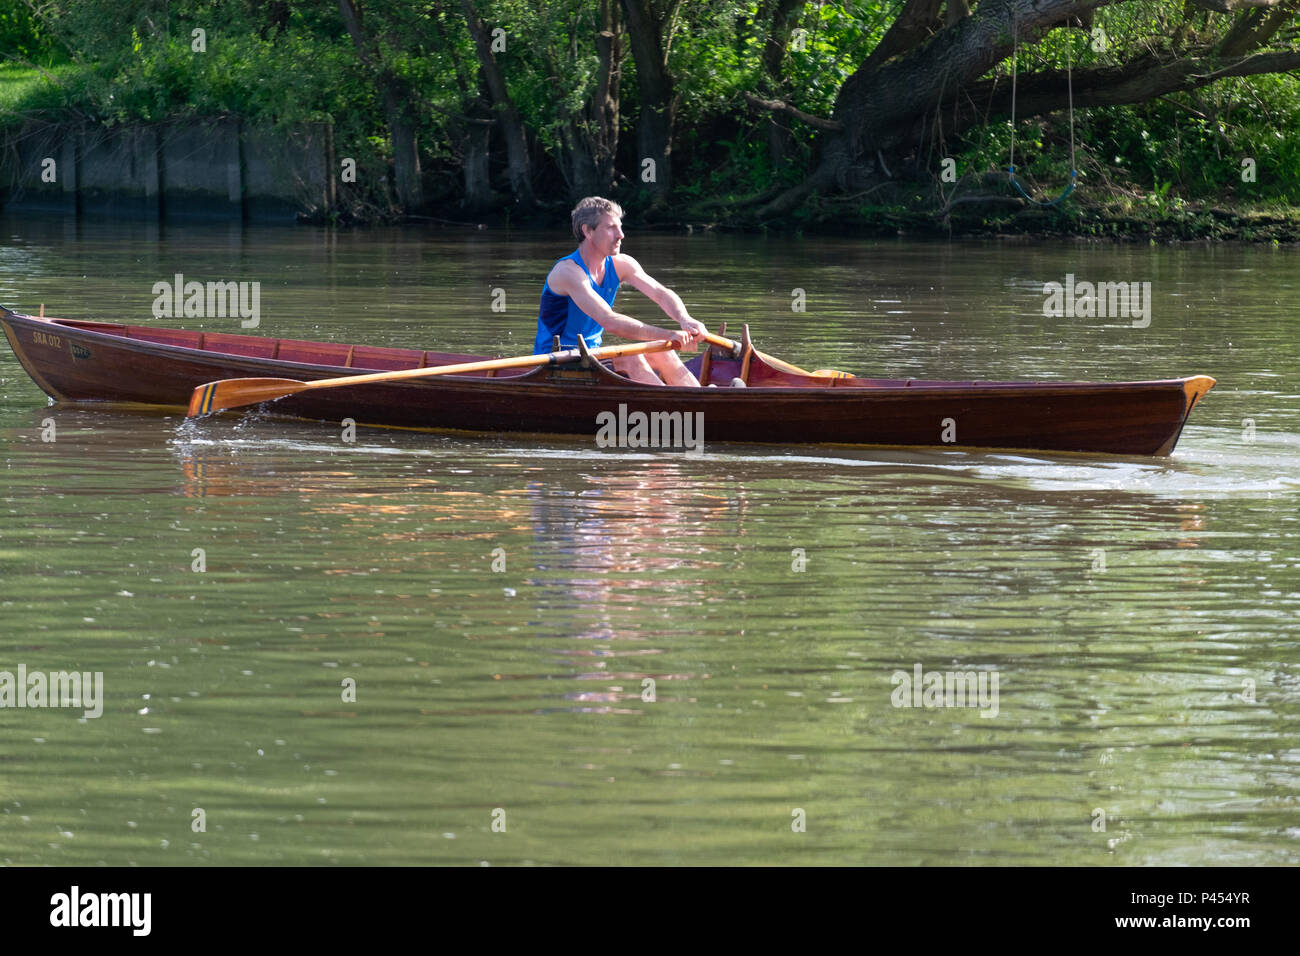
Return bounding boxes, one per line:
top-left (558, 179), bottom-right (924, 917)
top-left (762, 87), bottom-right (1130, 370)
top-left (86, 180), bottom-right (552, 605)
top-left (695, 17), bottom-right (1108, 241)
top-left (678, 316), bottom-right (706, 341)
top-left (666, 328), bottom-right (696, 352)
top-left (670, 315), bottom-right (705, 352)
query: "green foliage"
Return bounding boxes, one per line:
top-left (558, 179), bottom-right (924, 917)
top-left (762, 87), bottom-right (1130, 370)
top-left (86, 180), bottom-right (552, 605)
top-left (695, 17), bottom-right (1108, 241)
top-left (0, 2), bottom-right (62, 64)
top-left (1, 0), bottom-right (1296, 223)
top-left (946, 3), bottom-right (1300, 210)
top-left (2, 1), bottom-right (367, 125)
top-left (1080, 73), bottom-right (1300, 201)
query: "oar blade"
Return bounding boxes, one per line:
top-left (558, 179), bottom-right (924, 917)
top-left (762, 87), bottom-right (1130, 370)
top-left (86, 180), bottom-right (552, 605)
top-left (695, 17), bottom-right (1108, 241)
top-left (187, 378), bottom-right (308, 417)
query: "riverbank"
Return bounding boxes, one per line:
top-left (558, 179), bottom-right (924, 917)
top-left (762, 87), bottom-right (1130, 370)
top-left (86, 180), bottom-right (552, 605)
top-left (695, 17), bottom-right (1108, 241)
top-left (5, 64), bottom-right (1297, 241)
top-left (740, 196), bottom-right (1300, 243)
top-left (457, 196), bottom-right (1300, 244)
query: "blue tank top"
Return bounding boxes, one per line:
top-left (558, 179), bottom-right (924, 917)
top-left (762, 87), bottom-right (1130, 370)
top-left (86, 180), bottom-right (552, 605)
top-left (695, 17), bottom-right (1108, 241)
top-left (534, 249), bottom-right (619, 353)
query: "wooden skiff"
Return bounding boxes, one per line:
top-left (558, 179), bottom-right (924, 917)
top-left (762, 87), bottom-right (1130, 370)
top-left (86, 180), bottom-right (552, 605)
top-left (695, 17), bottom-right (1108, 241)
top-left (0, 306), bottom-right (1215, 455)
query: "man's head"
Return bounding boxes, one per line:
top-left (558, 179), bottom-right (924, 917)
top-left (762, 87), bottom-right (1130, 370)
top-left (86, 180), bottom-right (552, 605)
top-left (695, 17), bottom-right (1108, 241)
top-left (572, 196), bottom-right (625, 242)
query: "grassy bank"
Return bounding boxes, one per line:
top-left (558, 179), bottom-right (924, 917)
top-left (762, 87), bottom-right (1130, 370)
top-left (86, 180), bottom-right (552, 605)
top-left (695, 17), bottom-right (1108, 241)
top-left (0, 63), bottom-right (74, 118)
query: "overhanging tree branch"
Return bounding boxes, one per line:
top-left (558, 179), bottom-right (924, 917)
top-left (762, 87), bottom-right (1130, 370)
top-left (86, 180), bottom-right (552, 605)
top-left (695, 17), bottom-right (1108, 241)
top-left (953, 49), bottom-right (1300, 125)
top-left (859, 0), bottom-right (945, 74)
top-left (1187, 0), bottom-right (1295, 13)
top-left (742, 92), bottom-right (843, 130)
top-left (832, 0), bottom-right (1122, 157)
top-left (756, 0), bottom-right (1300, 220)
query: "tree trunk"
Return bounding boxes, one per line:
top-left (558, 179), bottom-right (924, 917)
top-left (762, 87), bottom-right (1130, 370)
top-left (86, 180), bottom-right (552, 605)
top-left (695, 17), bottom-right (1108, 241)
top-left (761, 0), bottom-right (1300, 220)
top-left (555, 121), bottom-right (599, 200)
top-left (591, 0), bottom-right (622, 194)
top-left (544, 0), bottom-right (622, 203)
top-left (858, 0), bottom-right (944, 75)
top-left (1216, 0), bottom-right (1299, 54)
top-left (463, 123), bottom-right (492, 209)
top-left (429, 5), bottom-right (496, 211)
top-left (760, 0), bottom-right (1110, 218)
top-left (387, 99), bottom-right (423, 211)
top-left (461, 0), bottom-right (536, 208)
top-left (759, 0), bottom-right (804, 169)
top-left (620, 0), bottom-right (677, 206)
top-left (463, 79), bottom-right (494, 211)
top-left (337, 0), bottom-right (425, 212)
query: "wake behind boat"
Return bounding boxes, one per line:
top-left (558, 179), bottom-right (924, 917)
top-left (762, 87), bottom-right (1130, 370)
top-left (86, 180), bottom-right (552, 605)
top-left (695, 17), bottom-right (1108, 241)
top-left (0, 305), bottom-right (1215, 456)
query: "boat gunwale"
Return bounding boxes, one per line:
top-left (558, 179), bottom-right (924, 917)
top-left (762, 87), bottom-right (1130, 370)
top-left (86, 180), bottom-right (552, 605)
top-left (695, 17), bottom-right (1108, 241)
top-left (1, 309), bottom-right (1213, 398)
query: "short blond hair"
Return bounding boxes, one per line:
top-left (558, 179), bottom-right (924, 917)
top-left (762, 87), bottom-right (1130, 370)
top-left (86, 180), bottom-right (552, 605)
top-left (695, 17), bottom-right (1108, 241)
top-left (572, 196), bottom-right (624, 240)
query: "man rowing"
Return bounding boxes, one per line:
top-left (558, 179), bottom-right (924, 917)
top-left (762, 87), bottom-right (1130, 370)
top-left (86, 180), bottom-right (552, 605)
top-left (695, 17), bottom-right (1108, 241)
top-left (535, 197), bottom-right (706, 386)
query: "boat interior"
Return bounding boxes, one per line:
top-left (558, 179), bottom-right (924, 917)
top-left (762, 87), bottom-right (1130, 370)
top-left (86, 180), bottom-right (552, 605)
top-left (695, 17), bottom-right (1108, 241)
top-left (16, 313), bottom-right (1189, 391)
top-left (44, 317), bottom-right (535, 378)
top-left (39, 316), bottom-right (847, 387)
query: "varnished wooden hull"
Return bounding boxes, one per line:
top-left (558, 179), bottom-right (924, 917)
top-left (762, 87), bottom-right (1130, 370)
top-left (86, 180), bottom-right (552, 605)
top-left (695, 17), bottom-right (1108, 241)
top-left (1, 307), bottom-right (1215, 456)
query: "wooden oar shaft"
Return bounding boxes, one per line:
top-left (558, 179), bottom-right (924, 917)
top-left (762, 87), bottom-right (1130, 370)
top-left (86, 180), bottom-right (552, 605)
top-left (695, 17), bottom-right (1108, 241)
top-left (298, 338), bottom-right (674, 391)
top-left (188, 338), bottom-right (679, 417)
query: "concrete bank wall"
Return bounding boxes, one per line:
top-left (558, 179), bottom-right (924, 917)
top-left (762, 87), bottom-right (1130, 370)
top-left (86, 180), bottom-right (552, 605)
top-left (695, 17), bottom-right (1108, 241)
top-left (0, 120), bottom-right (331, 223)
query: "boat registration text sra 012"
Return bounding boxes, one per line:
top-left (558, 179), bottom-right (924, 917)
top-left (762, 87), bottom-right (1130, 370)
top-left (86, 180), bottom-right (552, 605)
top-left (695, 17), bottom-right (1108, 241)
top-left (32, 330), bottom-right (62, 348)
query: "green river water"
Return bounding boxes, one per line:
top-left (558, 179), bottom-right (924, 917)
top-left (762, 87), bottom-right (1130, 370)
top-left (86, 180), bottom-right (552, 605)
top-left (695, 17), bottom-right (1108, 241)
top-left (0, 219), bottom-right (1296, 865)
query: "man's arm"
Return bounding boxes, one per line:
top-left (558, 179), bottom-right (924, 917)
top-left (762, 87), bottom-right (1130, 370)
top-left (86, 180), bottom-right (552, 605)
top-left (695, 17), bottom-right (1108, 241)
top-left (613, 254), bottom-right (706, 342)
top-left (547, 260), bottom-right (694, 348)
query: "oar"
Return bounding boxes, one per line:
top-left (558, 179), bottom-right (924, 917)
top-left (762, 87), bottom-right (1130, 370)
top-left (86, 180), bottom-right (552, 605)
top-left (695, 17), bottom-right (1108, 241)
top-left (187, 338), bottom-right (680, 417)
top-left (701, 331), bottom-right (850, 379)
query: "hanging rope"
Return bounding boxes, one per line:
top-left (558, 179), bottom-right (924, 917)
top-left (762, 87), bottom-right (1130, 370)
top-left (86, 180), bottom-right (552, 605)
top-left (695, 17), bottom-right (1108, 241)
top-left (1008, 23), bottom-right (1077, 206)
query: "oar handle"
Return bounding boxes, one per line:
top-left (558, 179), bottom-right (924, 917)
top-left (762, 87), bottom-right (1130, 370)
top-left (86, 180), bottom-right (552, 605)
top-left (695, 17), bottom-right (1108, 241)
top-left (702, 331), bottom-right (743, 358)
top-left (699, 329), bottom-right (850, 379)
